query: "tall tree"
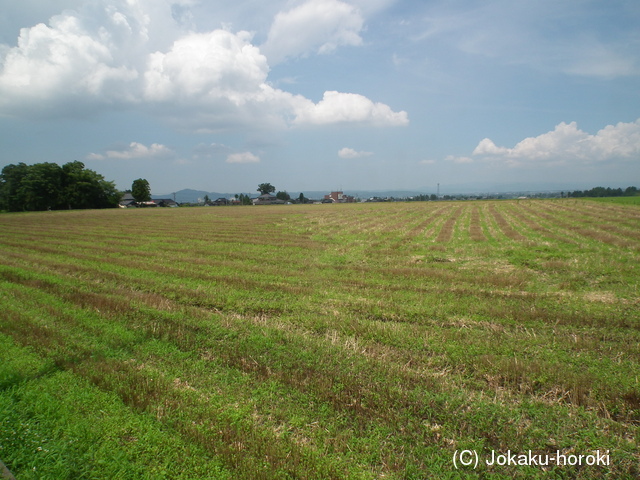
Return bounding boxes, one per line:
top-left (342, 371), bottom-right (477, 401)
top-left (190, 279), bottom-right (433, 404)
top-left (131, 178), bottom-right (151, 203)
top-left (257, 183), bottom-right (275, 195)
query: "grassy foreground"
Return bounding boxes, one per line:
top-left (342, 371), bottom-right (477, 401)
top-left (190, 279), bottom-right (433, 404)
top-left (0, 199), bottom-right (638, 479)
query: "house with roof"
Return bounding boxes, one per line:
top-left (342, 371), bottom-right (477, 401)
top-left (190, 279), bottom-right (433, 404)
top-left (323, 191), bottom-right (355, 203)
top-left (119, 192), bottom-right (136, 208)
top-left (119, 193), bottom-right (178, 208)
top-left (253, 193), bottom-right (285, 205)
top-left (152, 198), bottom-right (178, 207)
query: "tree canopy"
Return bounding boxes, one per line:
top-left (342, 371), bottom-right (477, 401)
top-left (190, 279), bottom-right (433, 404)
top-left (276, 191), bottom-right (290, 201)
top-left (0, 161), bottom-right (120, 212)
top-left (257, 183), bottom-right (276, 195)
top-left (131, 178), bottom-right (151, 203)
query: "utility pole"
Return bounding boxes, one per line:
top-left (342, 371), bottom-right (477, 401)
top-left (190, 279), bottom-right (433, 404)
top-left (437, 183), bottom-right (440, 199)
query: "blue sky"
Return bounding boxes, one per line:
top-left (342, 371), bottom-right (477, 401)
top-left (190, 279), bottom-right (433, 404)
top-left (1, 0), bottom-right (639, 195)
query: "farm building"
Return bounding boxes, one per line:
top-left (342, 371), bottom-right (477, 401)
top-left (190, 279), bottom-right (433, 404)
top-left (253, 194), bottom-right (285, 205)
top-left (152, 199), bottom-right (178, 207)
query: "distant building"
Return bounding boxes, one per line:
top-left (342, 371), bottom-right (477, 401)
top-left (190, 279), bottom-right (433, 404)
top-left (119, 192), bottom-right (136, 208)
top-left (323, 191), bottom-right (355, 203)
top-left (119, 193), bottom-right (178, 208)
top-left (152, 198), bottom-right (178, 207)
top-left (253, 193), bottom-right (285, 205)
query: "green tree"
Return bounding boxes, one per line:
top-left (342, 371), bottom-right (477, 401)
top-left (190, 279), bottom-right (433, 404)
top-left (131, 178), bottom-right (151, 203)
top-left (237, 193), bottom-right (252, 205)
top-left (276, 191), bottom-right (290, 201)
top-left (0, 163), bottom-right (29, 211)
top-left (298, 192), bottom-right (307, 204)
top-left (62, 161), bottom-right (119, 209)
top-left (257, 183), bottom-right (275, 195)
top-left (19, 162), bottom-right (65, 211)
top-left (203, 194), bottom-right (211, 205)
top-left (0, 161), bottom-right (119, 212)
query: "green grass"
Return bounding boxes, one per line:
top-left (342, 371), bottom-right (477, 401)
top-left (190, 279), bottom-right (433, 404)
top-left (585, 196), bottom-right (640, 205)
top-left (0, 199), bottom-right (639, 479)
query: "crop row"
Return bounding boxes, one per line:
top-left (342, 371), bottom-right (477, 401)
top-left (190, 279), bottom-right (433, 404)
top-left (0, 200), bottom-right (638, 479)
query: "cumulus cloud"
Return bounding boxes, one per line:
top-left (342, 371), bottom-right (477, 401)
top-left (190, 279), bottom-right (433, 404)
top-left (294, 91), bottom-right (408, 126)
top-left (0, 0), bottom-right (407, 130)
top-left (261, 0), bottom-right (364, 64)
top-left (87, 142), bottom-right (173, 160)
top-left (471, 119), bottom-right (640, 166)
top-left (226, 152), bottom-right (260, 164)
top-left (338, 147), bottom-right (373, 159)
top-left (144, 30), bottom-right (268, 103)
top-left (0, 1), bottom-right (148, 116)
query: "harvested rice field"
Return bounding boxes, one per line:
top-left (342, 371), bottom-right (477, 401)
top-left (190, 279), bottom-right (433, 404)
top-left (0, 199), bottom-right (638, 479)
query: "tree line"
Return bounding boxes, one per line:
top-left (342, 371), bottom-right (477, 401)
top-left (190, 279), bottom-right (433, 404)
top-left (0, 161), bottom-right (120, 212)
top-left (568, 186), bottom-right (638, 198)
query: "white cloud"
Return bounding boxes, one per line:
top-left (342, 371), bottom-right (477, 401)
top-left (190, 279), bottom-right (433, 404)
top-left (0, 1), bottom-right (149, 116)
top-left (143, 29), bottom-right (268, 103)
top-left (338, 147), bottom-right (372, 159)
top-left (261, 0), bottom-right (364, 64)
top-left (88, 142), bottom-right (173, 160)
top-left (472, 138), bottom-right (509, 156)
top-left (294, 90), bottom-right (409, 126)
top-left (0, 1), bottom-right (407, 131)
top-left (226, 152), bottom-right (260, 164)
top-left (471, 119), bottom-right (640, 166)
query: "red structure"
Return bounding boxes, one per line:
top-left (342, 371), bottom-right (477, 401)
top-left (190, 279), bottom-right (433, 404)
top-left (323, 191), bottom-right (355, 203)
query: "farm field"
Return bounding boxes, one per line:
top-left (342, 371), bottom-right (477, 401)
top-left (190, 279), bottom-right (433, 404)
top-left (588, 196), bottom-right (640, 206)
top-left (0, 199), bottom-right (639, 479)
